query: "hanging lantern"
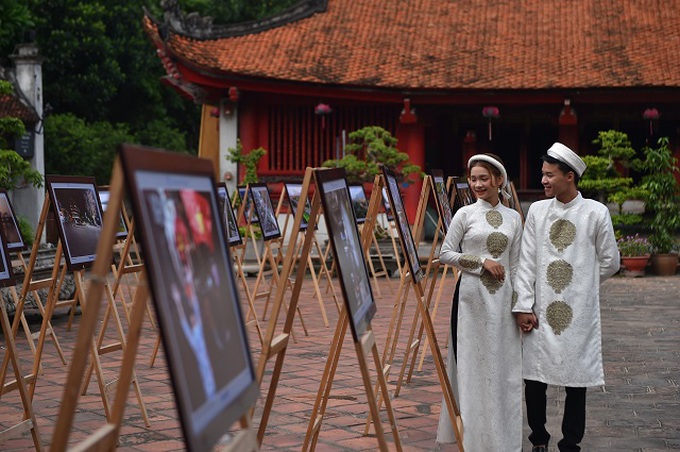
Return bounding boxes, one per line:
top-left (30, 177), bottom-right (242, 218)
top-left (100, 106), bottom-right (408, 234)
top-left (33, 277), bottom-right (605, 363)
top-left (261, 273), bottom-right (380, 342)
top-left (314, 103), bottom-right (333, 129)
top-left (482, 106), bottom-right (500, 141)
top-left (643, 108), bottom-right (660, 136)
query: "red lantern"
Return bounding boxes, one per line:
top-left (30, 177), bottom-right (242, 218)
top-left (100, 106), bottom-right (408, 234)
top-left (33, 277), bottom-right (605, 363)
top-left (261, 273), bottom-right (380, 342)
top-left (643, 108), bottom-right (659, 136)
top-left (314, 103), bottom-right (332, 128)
top-left (482, 106), bottom-right (500, 141)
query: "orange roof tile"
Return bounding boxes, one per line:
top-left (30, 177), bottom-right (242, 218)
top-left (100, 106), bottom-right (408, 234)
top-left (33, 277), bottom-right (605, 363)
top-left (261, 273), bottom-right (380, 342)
top-left (146, 0), bottom-right (680, 91)
top-left (0, 94), bottom-right (39, 123)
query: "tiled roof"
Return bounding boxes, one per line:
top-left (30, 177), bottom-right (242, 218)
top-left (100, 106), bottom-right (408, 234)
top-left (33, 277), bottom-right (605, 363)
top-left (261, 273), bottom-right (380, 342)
top-left (0, 94), bottom-right (39, 123)
top-left (146, 0), bottom-right (680, 91)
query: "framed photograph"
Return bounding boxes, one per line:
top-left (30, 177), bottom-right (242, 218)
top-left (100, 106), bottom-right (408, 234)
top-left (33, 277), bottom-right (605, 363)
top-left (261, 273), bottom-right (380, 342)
top-left (284, 182), bottom-right (312, 231)
top-left (381, 187), bottom-right (394, 221)
top-left (46, 175), bottom-right (104, 271)
top-left (382, 166), bottom-right (423, 283)
top-left (216, 183), bottom-right (242, 247)
top-left (315, 168), bottom-right (376, 341)
top-left (430, 170), bottom-right (454, 234)
top-left (348, 184), bottom-right (369, 224)
top-left (237, 186), bottom-right (258, 224)
top-left (0, 189), bottom-right (26, 252)
top-left (248, 183), bottom-right (281, 241)
top-left (0, 228), bottom-right (15, 288)
top-left (98, 186), bottom-right (129, 239)
top-left (452, 176), bottom-right (475, 212)
top-left (118, 144), bottom-right (258, 452)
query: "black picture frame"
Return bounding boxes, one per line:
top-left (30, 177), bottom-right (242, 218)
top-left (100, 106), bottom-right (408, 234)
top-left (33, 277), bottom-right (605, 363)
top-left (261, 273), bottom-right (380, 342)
top-left (45, 175), bottom-right (104, 271)
top-left (0, 189), bottom-right (26, 252)
top-left (118, 144), bottom-right (258, 452)
top-left (248, 183), bottom-right (281, 241)
top-left (98, 186), bottom-right (129, 239)
top-left (284, 182), bottom-right (312, 231)
top-left (430, 170), bottom-right (454, 234)
top-left (348, 184), bottom-right (369, 224)
top-left (382, 166), bottom-right (423, 283)
top-left (0, 227), bottom-right (15, 288)
top-left (315, 168), bottom-right (376, 341)
top-left (452, 176), bottom-right (475, 212)
top-left (216, 183), bottom-right (242, 247)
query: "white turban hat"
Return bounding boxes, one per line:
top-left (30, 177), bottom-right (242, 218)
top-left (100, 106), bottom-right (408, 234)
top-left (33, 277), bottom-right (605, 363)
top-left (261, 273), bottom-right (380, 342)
top-left (547, 142), bottom-right (587, 177)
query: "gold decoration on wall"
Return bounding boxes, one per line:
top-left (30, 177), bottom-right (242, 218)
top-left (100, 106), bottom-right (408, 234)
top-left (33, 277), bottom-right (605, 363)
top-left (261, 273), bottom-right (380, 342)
top-left (481, 269), bottom-right (504, 294)
top-left (487, 232), bottom-right (508, 258)
top-left (546, 301), bottom-right (573, 335)
top-left (546, 260), bottom-right (573, 293)
top-left (460, 254), bottom-right (482, 270)
top-left (486, 210), bottom-right (503, 228)
top-left (549, 219), bottom-right (576, 252)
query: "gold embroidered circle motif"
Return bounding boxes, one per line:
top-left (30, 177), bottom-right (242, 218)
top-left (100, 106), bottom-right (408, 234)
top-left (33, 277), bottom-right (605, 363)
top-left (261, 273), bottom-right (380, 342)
top-left (546, 260), bottom-right (573, 293)
top-left (511, 291), bottom-right (518, 309)
top-left (546, 301), bottom-right (573, 335)
top-left (481, 269), bottom-right (504, 294)
top-left (460, 254), bottom-right (482, 270)
top-left (487, 232), bottom-right (508, 258)
top-left (549, 219), bottom-right (576, 252)
top-left (486, 210), bottom-right (503, 228)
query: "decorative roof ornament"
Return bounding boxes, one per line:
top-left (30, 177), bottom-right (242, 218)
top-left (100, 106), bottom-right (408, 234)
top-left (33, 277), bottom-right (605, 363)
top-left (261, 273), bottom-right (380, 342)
top-left (153, 0), bottom-right (328, 41)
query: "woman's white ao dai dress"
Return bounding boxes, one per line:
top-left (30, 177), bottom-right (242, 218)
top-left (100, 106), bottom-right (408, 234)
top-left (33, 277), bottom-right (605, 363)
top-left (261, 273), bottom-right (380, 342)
top-left (436, 198), bottom-right (523, 452)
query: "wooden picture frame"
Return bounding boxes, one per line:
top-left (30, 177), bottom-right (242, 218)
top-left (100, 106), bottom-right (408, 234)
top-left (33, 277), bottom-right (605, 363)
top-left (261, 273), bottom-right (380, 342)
top-left (216, 183), bottom-right (242, 246)
top-left (284, 182), bottom-right (312, 231)
top-left (452, 176), bottom-right (475, 212)
top-left (348, 184), bottom-right (369, 224)
top-left (430, 169), bottom-right (454, 234)
top-left (0, 227), bottom-right (15, 287)
top-left (0, 189), bottom-right (26, 252)
top-left (382, 166), bottom-right (423, 283)
top-left (248, 183), bottom-right (281, 241)
top-left (315, 168), bottom-right (376, 341)
top-left (45, 175), bottom-right (104, 271)
top-left (98, 185), bottom-right (129, 239)
top-left (118, 144), bottom-right (258, 452)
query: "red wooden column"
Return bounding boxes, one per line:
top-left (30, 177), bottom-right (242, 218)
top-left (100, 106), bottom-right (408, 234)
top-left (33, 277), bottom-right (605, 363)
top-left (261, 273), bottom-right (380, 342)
top-left (237, 95), bottom-right (265, 183)
top-left (558, 99), bottom-right (579, 152)
top-left (396, 118), bottom-right (425, 224)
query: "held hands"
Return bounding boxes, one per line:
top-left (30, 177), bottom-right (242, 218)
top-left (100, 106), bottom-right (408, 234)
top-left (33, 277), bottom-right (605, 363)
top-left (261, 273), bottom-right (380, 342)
top-left (515, 312), bottom-right (539, 333)
top-left (482, 259), bottom-right (505, 281)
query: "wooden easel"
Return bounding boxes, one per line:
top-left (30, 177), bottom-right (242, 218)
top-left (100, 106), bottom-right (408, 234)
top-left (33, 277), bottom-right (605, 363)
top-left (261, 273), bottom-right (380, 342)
top-left (0, 198), bottom-right (65, 404)
top-left (0, 271), bottom-right (43, 450)
top-left (50, 158), bottom-right (152, 451)
top-left (303, 170), bottom-right (402, 451)
top-left (365, 170), bottom-right (464, 449)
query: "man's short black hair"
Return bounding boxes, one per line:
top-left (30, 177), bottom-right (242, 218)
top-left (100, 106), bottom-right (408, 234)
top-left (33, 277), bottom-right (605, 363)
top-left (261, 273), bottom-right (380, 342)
top-left (541, 154), bottom-right (580, 185)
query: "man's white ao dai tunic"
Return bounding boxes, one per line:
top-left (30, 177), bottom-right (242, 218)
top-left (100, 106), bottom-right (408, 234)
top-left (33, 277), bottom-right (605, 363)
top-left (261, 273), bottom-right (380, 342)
top-left (437, 198), bottom-right (523, 452)
top-left (512, 193), bottom-right (620, 387)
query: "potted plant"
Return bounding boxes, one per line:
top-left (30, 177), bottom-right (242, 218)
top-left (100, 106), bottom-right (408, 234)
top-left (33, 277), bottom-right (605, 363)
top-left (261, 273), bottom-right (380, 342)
top-left (617, 234), bottom-right (651, 276)
top-left (639, 137), bottom-right (680, 275)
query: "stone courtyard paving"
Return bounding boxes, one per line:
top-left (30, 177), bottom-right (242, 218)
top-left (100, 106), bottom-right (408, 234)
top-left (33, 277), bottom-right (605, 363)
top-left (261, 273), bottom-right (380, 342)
top-left (1, 272), bottom-right (679, 451)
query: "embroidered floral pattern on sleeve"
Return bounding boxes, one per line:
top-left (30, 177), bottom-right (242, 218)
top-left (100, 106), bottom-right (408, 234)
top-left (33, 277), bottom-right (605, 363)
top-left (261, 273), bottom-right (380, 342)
top-left (485, 210), bottom-right (503, 228)
top-left (546, 260), bottom-right (573, 294)
top-left (546, 300), bottom-right (573, 335)
top-left (486, 232), bottom-right (509, 258)
top-left (549, 219), bottom-right (576, 252)
top-left (460, 254), bottom-right (482, 270)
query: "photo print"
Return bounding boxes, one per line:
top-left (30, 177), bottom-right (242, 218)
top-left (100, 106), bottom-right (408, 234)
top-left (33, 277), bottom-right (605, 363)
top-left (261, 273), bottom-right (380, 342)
top-left (381, 187), bottom-right (394, 221)
top-left (119, 144), bottom-right (257, 452)
top-left (453, 176), bottom-right (475, 211)
top-left (315, 168), bottom-right (376, 341)
top-left (348, 184), bottom-right (369, 224)
top-left (237, 186), bottom-right (258, 224)
top-left (430, 170), bottom-right (454, 234)
top-left (216, 183), bottom-right (242, 246)
top-left (0, 189), bottom-right (26, 251)
top-left (248, 183), bottom-right (281, 241)
top-left (98, 187), bottom-right (129, 239)
top-left (46, 176), bottom-right (104, 270)
top-left (382, 166), bottom-right (424, 283)
top-left (0, 227), bottom-right (15, 287)
top-left (284, 182), bottom-right (312, 231)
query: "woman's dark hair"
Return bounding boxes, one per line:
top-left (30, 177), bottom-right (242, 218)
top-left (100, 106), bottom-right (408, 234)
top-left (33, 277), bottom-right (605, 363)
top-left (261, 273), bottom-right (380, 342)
top-left (541, 154), bottom-right (580, 185)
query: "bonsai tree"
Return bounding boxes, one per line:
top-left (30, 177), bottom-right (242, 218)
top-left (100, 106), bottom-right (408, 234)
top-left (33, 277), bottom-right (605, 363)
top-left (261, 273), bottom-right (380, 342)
top-left (639, 137), bottom-right (680, 254)
top-left (322, 126), bottom-right (423, 184)
top-left (226, 139), bottom-right (267, 239)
